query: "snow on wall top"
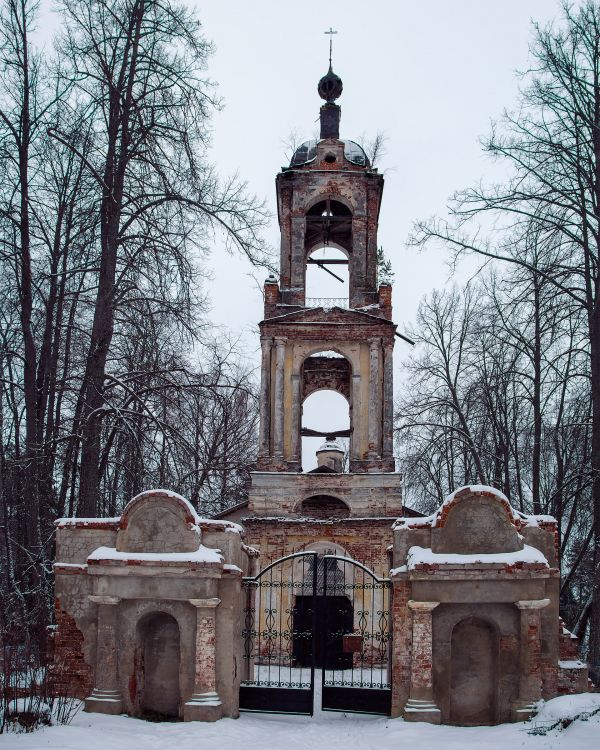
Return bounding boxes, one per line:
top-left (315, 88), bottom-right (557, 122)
top-left (55, 517), bottom-right (120, 528)
top-left (87, 544), bottom-right (224, 566)
top-left (390, 543), bottom-right (549, 574)
top-left (393, 484), bottom-right (557, 530)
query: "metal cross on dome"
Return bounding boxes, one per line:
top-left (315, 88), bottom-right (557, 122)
top-left (324, 27), bottom-right (337, 68)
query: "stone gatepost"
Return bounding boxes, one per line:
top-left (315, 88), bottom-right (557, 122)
top-left (390, 578), bottom-right (411, 718)
top-left (511, 598), bottom-right (550, 720)
top-left (403, 600), bottom-right (441, 723)
top-left (184, 597), bottom-right (223, 722)
top-left (84, 596), bottom-right (123, 714)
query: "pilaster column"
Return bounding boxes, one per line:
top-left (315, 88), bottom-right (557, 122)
top-left (351, 373), bottom-right (361, 459)
top-left (258, 338), bottom-right (272, 458)
top-left (290, 372), bottom-right (301, 464)
top-left (85, 596), bottom-right (122, 715)
top-left (382, 340), bottom-right (394, 459)
top-left (184, 597), bottom-right (222, 722)
top-left (404, 600), bottom-right (441, 723)
top-left (512, 598), bottom-right (550, 720)
top-left (367, 338), bottom-right (381, 457)
top-left (350, 216), bottom-right (367, 307)
top-left (290, 217), bottom-right (306, 304)
top-left (273, 338), bottom-right (286, 459)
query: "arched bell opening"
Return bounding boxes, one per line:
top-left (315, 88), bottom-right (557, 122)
top-left (449, 617), bottom-right (498, 725)
top-left (134, 611), bottom-right (181, 721)
top-left (299, 349), bottom-right (352, 472)
top-left (305, 246), bottom-right (349, 308)
top-left (301, 389), bottom-right (350, 472)
top-left (304, 199), bottom-right (353, 253)
top-left (303, 199), bottom-right (352, 308)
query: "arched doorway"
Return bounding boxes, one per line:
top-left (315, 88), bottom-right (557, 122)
top-left (450, 618), bottom-right (497, 725)
top-left (293, 554), bottom-right (353, 669)
top-left (135, 612), bottom-right (180, 720)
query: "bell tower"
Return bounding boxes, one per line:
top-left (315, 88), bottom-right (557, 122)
top-left (249, 63), bottom-right (402, 521)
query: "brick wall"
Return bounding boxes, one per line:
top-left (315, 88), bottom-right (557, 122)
top-left (243, 517), bottom-right (393, 576)
top-left (390, 578), bottom-right (411, 717)
top-left (49, 600), bottom-right (93, 699)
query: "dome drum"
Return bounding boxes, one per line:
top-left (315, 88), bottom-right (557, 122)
top-left (290, 138), bottom-right (370, 169)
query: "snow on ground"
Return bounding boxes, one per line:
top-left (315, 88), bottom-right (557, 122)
top-left (1, 693), bottom-right (599, 750)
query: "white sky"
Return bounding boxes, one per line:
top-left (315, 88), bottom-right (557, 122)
top-left (37, 0), bottom-right (565, 469)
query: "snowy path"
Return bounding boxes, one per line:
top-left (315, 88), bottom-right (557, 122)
top-left (1, 694), bottom-right (599, 750)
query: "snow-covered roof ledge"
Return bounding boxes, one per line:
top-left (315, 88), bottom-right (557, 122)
top-left (558, 660), bottom-right (587, 670)
top-left (405, 544), bottom-right (549, 571)
top-left (55, 517), bottom-right (120, 529)
top-left (87, 545), bottom-right (224, 569)
top-left (53, 562), bottom-right (88, 574)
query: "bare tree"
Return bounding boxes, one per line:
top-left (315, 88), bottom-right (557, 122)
top-left (411, 1), bottom-right (600, 677)
top-left (0, 0), bottom-right (264, 636)
top-left (52, 0), bottom-right (268, 515)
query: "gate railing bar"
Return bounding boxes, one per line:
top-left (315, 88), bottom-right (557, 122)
top-left (370, 564), bottom-right (375, 686)
top-left (321, 554), bottom-right (390, 583)
top-left (278, 552), bottom-right (283, 687)
top-left (242, 550), bottom-right (321, 583)
top-left (310, 551), bottom-right (317, 715)
top-left (321, 551), bottom-right (328, 692)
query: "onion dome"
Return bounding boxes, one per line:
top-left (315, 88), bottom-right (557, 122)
top-left (318, 66), bottom-right (343, 103)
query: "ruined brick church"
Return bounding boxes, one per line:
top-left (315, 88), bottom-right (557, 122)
top-left (53, 64), bottom-right (589, 726)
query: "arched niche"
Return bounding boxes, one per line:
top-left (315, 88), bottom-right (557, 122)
top-left (297, 494), bottom-right (350, 519)
top-left (135, 611), bottom-right (181, 720)
top-left (450, 617), bottom-right (498, 725)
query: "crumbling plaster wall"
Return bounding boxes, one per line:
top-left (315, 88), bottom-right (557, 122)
top-left (248, 470), bottom-right (403, 518)
top-left (390, 486), bottom-right (587, 726)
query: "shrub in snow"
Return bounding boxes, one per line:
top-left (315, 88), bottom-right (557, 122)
top-left (527, 694), bottom-right (600, 734)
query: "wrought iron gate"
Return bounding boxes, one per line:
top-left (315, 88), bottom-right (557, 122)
top-left (239, 551), bottom-right (391, 716)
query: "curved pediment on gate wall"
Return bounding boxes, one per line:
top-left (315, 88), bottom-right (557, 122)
top-left (431, 486), bottom-right (522, 555)
top-left (116, 489), bottom-right (200, 553)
